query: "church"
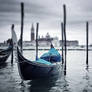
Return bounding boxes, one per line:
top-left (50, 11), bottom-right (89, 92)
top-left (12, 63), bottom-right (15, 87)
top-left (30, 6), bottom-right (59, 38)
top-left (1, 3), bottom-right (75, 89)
top-left (29, 24), bottom-right (59, 47)
top-left (23, 24), bottom-right (78, 47)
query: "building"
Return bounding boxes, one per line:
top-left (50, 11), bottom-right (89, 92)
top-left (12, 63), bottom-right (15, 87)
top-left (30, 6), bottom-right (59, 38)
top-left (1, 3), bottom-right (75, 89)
top-left (24, 26), bottom-right (79, 47)
top-left (59, 40), bottom-right (79, 46)
top-left (23, 41), bottom-right (35, 46)
top-left (38, 33), bottom-right (53, 46)
top-left (31, 24), bottom-right (35, 41)
top-left (0, 39), bottom-right (12, 47)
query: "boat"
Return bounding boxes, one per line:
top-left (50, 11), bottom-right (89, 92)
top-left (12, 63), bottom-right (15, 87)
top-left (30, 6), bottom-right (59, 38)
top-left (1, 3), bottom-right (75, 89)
top-left (17, 48), bottom-right (61, 80)
top-left (0, 41), bottom-right (12, 65)
top-left (12, 29), bottom-right (62, 80)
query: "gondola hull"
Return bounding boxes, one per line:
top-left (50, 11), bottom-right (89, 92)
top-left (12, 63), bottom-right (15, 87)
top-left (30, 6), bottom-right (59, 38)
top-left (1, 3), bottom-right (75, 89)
top-left (0, 54), bottom-right (10, 65)
top-left (17, 49), bottom-right (61, 80)
top-left (0, 46), bottom-right (12, 65)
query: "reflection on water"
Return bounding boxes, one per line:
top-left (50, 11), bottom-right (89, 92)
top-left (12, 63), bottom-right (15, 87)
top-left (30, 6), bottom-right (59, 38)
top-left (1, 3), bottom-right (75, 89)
top-left (82, 67), bottom-right (92, 92)
top-left (0, 63), bottom-right (7, 69)
top-left (29, 78), bottom-right (58, 92)
top-left (0, 51), bottom-right (92, 92)
top-left (19, 74), bottom-right (71, 92)
top-left (83, 69), bottom-right (89, 92)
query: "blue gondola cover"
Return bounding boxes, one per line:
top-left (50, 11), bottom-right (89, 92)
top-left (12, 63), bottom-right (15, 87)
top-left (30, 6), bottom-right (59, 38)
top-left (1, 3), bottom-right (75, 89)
top-left (36, 58), bottom-right (52, 65)
top-left (40, 48), bottom-right (61, 62)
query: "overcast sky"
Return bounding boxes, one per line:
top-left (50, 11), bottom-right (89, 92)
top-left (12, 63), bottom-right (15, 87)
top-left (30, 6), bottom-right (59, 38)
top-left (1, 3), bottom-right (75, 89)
top-left (0, 0), bottom-right (92, 45)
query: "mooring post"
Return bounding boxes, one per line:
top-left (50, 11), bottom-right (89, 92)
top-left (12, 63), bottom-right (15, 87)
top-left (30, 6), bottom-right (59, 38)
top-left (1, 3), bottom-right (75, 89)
top-left (63, 4), bottom-right (67, 75)
top-left (11, 24), bottom-right (14, 65)
top-left (20, 2), bottom-right (24, 84)
top-left (86, 22), bottom-right (89, 68)
top-left (11, 47), bottom-right (13, 65)
top-left (36, 23), bottom-right (39, 60)
top-left (20, 2), bottom-right (24, 54)
top-left (61, 22), bottom-right (64, 64)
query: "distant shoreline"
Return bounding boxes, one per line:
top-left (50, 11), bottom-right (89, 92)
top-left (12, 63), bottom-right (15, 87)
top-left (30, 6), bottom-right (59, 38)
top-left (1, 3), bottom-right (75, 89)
top-left (0, 46), bottom-right (92, 51)
top-left (23, 48), bottom-right (92, 51)
top-left (1, 48), bottom-right (92, 51)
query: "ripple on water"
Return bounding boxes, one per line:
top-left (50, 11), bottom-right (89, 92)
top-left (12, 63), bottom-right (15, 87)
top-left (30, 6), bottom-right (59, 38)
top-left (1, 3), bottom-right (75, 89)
top-left (0, 51), bottom-right (92, 92)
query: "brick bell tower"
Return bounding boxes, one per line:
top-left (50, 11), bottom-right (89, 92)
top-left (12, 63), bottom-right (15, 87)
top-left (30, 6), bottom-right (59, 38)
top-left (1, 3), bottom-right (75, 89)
top-left (31, 24), bottom-right (35, 41)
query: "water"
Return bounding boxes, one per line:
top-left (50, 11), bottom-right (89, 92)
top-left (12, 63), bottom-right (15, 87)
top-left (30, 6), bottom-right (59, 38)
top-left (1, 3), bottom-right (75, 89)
top-left (0, 50), bottom-right (92, 92)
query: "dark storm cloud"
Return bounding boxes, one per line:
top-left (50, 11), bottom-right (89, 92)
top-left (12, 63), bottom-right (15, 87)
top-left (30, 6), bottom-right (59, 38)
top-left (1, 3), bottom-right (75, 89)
top-left (0, 0), bottom-right (92, 30)
top-left (0, 0), bottom-right (92, 24)
top-left (0, 0), bottom-right (20, 12)
top-left (0, 0), bottom-right (60, 27)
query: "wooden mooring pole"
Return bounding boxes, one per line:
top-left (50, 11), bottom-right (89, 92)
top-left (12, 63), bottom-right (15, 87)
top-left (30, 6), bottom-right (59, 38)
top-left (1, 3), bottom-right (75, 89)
top-left (36, 23), bottom-right (39, 60)
top-left (63, 4), bottom-right (67, 75)
top-left (11, 47), bottom-right (13, 65)
top-left (61, 22), bottom-right (64, 64)
top-left (20, 2), bottom-right (24, 54)
top-left (86, 22), bottom-right (89, 68)
top-left (11, 24), bottom-right (14, 65)
top-left (20, 2), bottom-right (25, 84)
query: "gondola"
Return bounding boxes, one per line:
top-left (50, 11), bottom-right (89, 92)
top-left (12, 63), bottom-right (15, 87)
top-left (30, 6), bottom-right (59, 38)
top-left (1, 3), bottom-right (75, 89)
top-left (17, 48), bottom-right (61, 80)
top-left (12, 29), bottom-right (62, 80)
top-left (0, 42), bottom-right (12, 65)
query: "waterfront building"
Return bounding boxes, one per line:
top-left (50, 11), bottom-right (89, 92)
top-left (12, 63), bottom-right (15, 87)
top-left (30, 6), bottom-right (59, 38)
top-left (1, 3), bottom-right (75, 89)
top-left (59, 40), bottom-right (79, 46)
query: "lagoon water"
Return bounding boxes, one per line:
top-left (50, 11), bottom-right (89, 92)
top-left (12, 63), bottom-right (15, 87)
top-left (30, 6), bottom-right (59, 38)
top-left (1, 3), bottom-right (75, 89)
top-left (0, 50), bottom-right (92, 92)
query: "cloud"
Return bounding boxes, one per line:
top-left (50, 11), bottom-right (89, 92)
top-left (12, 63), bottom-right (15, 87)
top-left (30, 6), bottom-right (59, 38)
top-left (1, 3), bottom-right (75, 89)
top-left (0, 0), bottom-right (92, 44)
top-left (0, 0), bottom-right (60, 27)
top-left (0, 0), bottom-right (92, 24)
top-left (62, 0), bottom-right (92, 23)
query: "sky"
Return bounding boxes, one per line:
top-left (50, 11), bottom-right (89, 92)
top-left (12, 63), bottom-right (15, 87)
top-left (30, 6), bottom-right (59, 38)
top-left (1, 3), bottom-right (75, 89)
top-left (0, 0), bottom-right (92, 45)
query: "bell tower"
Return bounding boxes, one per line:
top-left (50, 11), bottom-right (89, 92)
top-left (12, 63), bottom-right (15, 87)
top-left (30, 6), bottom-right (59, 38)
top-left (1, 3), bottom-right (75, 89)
top-left (31, 24), bottom-right (35, 41)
